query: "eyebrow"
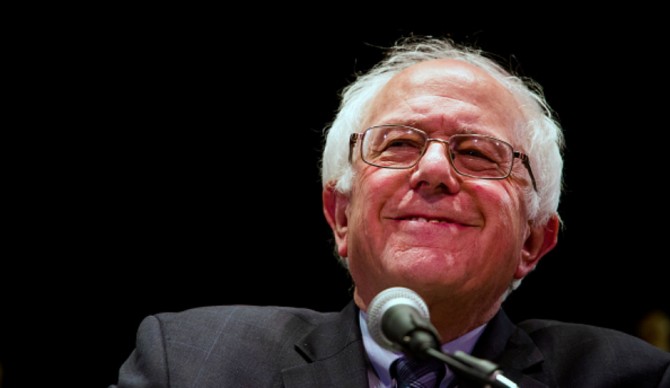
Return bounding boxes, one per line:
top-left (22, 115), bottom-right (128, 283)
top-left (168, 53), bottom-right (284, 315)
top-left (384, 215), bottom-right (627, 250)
top-left (385, 121), bottom-right (491, 137)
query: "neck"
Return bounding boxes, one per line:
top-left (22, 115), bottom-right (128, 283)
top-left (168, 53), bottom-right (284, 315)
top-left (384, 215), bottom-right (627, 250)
top-left (354, 285), bottom-right (504, 344)
top-left (429, 299), bottom-right (501, 344)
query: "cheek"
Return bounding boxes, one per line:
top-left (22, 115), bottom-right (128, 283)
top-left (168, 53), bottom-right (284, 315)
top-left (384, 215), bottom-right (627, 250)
top-left (472, 180), bottom-right (525, 225)
top-left (347, 168), bottom-right (405, 255)
top-left (353, 167), bottom-right (405, 211)
top-left (470, 181), bottom-right (528, 260)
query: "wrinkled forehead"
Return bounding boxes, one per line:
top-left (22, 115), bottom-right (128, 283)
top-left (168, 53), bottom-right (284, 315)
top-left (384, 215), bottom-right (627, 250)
top-left (364, 59), bottom-right (526, 141)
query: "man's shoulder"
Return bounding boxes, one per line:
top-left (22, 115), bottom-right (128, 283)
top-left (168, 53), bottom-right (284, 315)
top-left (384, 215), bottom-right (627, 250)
top-left (154, 304), bottom-right (341, 331)
top-left (507, 318), bottom-right (670, 386)
top-left (134, 304), bottom-right (350, 360)
top-left (516, 318), bottom-right (669, 359)
top-left (519, 318), bottom-right (634, 339)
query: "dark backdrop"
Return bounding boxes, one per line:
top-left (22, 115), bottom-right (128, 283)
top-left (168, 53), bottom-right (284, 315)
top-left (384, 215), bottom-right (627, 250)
top-left (3, 13), bottom-right (668, 388)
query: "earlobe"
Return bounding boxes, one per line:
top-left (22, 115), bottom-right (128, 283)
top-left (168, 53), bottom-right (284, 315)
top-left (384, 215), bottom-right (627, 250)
top-left (515, 214), bottom-right (560, 279)
top-left (322, 183), bottom-right (350, 257)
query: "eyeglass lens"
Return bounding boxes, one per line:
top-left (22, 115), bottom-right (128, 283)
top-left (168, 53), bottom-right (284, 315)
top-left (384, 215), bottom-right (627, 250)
top-left (362, 126), bottom-right (514, 178)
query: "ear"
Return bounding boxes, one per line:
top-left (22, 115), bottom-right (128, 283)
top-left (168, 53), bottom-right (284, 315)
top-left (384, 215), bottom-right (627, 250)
top-left (515, 214), bottom-right (560, 279)
top-left (322, 183), bottom-right (350, 258)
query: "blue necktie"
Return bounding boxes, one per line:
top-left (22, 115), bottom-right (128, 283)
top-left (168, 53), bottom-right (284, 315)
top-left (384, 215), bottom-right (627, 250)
top-left (391, 355), bottom-right (446, 388)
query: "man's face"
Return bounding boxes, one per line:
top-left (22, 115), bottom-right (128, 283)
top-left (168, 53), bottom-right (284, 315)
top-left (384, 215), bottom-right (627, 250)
top-left (331, 59), bottom-right (541, 313)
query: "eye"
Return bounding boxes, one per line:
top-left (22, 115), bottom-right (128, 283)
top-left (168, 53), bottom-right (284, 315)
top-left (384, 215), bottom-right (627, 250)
top-left (384, 138), bottom-right (423, 150)
top-left (452, 136), bottom-right (507, 164)
top-left (454, 146), bottom-right (496, 162)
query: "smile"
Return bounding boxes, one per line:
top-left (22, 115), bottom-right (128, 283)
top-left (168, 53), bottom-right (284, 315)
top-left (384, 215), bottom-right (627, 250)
top-left (403, 217), bottom-right (454, 224)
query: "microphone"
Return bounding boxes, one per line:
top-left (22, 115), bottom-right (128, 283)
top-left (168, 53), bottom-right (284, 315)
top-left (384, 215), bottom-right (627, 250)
top-left (366, 287), bottom-right (518, 388)
top-left (366, 286), bottom-right (441, 358)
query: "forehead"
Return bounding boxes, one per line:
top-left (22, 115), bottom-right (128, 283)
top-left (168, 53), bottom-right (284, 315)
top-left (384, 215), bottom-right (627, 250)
top-left (365, 59), bottom-right (523, 138)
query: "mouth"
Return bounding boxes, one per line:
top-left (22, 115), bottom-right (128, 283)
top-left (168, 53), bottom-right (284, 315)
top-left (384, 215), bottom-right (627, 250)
top-left (400, 216), bottom-right (456, 224)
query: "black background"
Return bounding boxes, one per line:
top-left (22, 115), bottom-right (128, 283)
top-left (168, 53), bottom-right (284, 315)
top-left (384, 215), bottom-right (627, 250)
top-left (3, 11), bottom-right (669, 388)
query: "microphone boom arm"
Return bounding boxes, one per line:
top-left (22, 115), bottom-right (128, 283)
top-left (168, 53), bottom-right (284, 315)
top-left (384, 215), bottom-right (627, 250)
top-left (425, 347), bottom-right (518, 388)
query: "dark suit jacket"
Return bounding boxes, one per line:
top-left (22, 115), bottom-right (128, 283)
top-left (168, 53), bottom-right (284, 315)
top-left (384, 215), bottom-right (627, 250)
top-left (110, 301), bottom-right (670, 387)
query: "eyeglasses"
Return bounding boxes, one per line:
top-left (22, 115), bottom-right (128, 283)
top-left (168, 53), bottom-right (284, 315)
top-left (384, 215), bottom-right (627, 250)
top-left (349, 124), bottom-right (537, 191)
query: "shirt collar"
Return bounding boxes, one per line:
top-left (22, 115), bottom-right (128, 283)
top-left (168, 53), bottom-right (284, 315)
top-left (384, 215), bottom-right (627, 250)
top-left (359, 310), bottom-right (487, 387)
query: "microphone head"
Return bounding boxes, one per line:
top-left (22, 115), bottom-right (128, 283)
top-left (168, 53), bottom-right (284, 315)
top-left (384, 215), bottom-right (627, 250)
top-left (366, 287), bottom-right (430, 352)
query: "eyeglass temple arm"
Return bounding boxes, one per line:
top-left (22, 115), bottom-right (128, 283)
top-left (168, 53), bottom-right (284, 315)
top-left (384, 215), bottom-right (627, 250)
top-left (348, 133), bottom-right (359, 163)
top-left (514, 152), bottom-right (538, 192)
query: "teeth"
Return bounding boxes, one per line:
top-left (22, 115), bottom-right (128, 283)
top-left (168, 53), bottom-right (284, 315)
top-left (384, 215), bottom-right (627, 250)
top-left (409, 217), bottom-right (444, 223)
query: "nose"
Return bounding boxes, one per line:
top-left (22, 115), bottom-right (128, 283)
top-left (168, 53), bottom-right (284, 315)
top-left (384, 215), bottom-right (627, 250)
top-left (409, 140), bottom-right (461, 193)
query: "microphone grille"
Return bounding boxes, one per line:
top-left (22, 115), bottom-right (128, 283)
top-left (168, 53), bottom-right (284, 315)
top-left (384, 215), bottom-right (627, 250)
top-left (366, 287), bottom-right (430, 350)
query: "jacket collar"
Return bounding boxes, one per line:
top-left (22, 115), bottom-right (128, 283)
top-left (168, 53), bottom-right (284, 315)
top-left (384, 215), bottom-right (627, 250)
top-left (281, 301), bottom-right (370, 387)
top-left (472, 309), bottom-right (553, 387)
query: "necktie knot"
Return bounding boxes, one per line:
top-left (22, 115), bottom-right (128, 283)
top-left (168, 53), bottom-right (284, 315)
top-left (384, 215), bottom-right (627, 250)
top-left (391, 355), bottom-right (445, 388)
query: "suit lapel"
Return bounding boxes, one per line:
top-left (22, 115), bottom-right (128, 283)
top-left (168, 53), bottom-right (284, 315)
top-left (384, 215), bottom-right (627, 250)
top-left (281, 301), bottom-right (370, 388)
top-left (471, 309), bottom-right (553, 388)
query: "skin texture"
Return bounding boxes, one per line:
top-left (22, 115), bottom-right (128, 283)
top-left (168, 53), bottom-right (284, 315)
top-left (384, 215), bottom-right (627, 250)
top-left (323, 59), bottom-right (559, 343)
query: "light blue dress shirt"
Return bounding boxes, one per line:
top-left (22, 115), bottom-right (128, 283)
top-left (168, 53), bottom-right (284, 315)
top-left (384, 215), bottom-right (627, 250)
top-left (359, 311), bottom-right (487, 388)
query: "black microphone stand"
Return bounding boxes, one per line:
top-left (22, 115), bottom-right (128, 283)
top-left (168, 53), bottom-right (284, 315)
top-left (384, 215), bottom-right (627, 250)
top-left (426, 347), bottom-right (517, 388)
top-left (401, 328), bottom-right (518, 388)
